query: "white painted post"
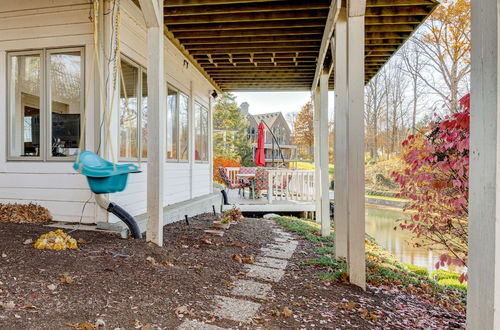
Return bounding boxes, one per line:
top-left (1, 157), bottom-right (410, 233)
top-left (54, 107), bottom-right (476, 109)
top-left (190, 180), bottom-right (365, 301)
top-left (346, 1), bottom-right (366, 290)
top-left (140, 0), bottom-right (165, 246)
top-left (333, 7), bottom-right (348, 258)
top-left (319, 72), bottom-right (331, 237)
top-left (313, 89), bottom-right (322, 223)
top-left (468, 0), bottom-right (500, 328)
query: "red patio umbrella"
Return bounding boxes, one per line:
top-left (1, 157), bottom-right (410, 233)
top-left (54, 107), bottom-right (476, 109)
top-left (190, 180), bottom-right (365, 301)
top-left (254, 122), bottom-right (265, 166)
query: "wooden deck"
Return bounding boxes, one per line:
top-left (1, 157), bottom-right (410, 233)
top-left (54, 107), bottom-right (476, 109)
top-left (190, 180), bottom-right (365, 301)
top-left (223, 190), bottom-right (335, 213)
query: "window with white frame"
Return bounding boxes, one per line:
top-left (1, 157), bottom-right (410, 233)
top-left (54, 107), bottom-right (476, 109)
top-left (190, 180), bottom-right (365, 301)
top-left (119, 58), bottom-right (147, 161)
top-left (166, 86), bottom-right (189, 162)
top-left (7, 48), bottom-right (84, 160)
top-left (194, 102), bottom-right (209, 162)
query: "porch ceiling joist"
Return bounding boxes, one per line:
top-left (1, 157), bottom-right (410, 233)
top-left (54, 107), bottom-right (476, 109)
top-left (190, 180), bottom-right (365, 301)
top-left (157, 0), bottom-right (439, 91)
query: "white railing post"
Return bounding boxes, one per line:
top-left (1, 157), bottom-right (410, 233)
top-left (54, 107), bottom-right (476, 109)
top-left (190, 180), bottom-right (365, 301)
top-left (267, 170), bottom-right (273, 203)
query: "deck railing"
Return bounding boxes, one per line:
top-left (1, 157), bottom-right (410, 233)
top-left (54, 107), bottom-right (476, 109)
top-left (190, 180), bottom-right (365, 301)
top-left (267, 169), bottom-right (315, 203)
top-left (225, 167), bottom-right (240, 185)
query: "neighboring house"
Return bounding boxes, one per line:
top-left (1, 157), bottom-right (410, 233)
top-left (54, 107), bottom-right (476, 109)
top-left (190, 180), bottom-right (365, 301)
top-left (243, 104), bottom-right (297, 167)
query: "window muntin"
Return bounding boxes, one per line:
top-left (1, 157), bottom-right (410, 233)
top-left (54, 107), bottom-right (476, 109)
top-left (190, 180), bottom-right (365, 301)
top-left (8, 48), bottom-right (84, 161)
top-left (195, 102), bottom-right (209, 162)
top-left (118, 58), bottom-right (147, 161)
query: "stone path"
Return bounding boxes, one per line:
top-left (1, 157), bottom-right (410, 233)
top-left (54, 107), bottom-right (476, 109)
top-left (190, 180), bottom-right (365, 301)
top-left (178, 225), bottom-right (298, 329)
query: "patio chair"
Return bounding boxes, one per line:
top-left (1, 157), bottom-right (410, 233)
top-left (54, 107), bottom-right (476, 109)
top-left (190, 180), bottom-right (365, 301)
top-left (253, 167), bottom-right (269, 198)
top-left (238, 167), bottom-right (256, 196)
top-left (218, 166), bottom-right (250, 196)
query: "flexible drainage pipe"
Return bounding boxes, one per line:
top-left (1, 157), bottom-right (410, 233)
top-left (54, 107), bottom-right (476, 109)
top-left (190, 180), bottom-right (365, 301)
top-left (94, 194), bottom-right (142, 239)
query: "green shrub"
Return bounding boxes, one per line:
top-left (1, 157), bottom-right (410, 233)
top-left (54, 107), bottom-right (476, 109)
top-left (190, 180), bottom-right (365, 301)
top-left (431, 269), bottom-right (460, 281)
top-left (405, 264), bottom-right (429, 276)
top-left (438, 278), bottom-right (467, 292)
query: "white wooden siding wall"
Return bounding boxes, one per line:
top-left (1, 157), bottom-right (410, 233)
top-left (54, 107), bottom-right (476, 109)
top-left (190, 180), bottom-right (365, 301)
top-left (0, 0), bottom-right (96, 223)
top-left (0, 0), bottom-right (214, 224)
top-left (110, 0), bottom-right (213, 222)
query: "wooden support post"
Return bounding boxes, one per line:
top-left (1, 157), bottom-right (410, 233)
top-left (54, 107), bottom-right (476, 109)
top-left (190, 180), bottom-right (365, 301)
top-left (319, 72), bottom-right (331, 237)
top-left (347, 1), bottom-right (366, 290)
top-left (313, 89), bottom-right (322, 223)
top-left (334, 7), bottom-right (348, 259)
top-left (468, 0), bottom-right (500, 327)
top-left (140, 0), bottom-right (165, 246)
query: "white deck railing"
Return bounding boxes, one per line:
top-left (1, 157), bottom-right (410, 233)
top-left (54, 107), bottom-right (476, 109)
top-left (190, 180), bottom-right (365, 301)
top-left (267, 169), bottom-right (315, 203)
top-left (225, 167), bottom-right (240, 185)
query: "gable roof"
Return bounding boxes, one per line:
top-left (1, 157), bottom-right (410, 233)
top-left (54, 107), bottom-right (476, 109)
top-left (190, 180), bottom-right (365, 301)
top-left (250, 112), bottom-right (288, 131)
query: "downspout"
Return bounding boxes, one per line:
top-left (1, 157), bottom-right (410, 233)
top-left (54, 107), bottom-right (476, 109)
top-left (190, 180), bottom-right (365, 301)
top-left (95, 194), bottom-right (142, 239)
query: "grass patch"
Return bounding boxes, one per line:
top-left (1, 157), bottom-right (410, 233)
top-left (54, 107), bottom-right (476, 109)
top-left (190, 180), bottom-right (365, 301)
top-left (365, 195), bottom-right (408, 202)
top-left (296, 162), bottom-right (334, 178)
top-left (273, 216), bottom-right (466, 299)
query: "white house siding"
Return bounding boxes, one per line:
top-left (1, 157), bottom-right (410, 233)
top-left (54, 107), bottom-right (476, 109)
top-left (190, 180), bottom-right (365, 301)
top-left (0, 0), bottom-right (97, 223)
top-left (107, 0), bottom-right (214, 222)
top-left (0, 0), bottom-right (215, 224)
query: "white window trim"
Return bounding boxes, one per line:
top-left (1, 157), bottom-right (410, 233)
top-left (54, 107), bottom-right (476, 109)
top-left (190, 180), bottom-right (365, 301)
top-left (166, 84), bottom-right (190, 163)
top-left (194, 100), bottom-right (209, 164)
top-left (6, 47), bottom-right (85, 162)
top-left (118, 56), bottom-right (148, 163)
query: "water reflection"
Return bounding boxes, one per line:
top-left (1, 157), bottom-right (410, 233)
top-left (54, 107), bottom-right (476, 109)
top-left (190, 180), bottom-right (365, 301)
top-left (365, 206), bottom-right (439, 272)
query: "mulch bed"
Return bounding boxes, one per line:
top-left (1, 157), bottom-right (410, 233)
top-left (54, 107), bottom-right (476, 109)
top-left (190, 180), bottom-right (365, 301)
top-left (0, 214), bottom-right (465, 329)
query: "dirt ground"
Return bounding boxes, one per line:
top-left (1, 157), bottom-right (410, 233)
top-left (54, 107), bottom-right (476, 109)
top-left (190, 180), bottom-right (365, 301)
top-left (0, 214), bottom-right (465, 329)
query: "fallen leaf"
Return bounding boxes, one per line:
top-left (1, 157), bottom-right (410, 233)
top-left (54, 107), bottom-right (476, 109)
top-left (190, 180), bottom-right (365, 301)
top-left (59, 274), bottom-right (75, 284)
top-left (77, 239), bottom-right (88, 244)
top-left (232, 254), bottom-right (243, 263)
top-left (201, 238), bottom-right (213, 245)
top-left (146, 256), bottom-right (157, 265)
top-left (223, 281), bottom-right (236, 287)
top-left (23, 239), bottom-right (33, 245)
top-left (47, 284), bottom-right (57, 291)
top-left (215, 241), bottom-right (224, 246)
top-left (141, 324), bottom-right (151, 330)
top-left (22, 303), bottom-right (38, 310)
top-left (180, 244), bottom-right (189, 249)
top-left (232, 242), bottom-right (246, 249)
top-left (1, 301), bottom-right (15, 310)
top-left (282, 307), bottom-right (293, 318)
top-left (65, 322), bottom-right (95, 330)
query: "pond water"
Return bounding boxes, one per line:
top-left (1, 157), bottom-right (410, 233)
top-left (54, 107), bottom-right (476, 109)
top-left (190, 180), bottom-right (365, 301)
top-left (365, 206), bottom-right (440, 272)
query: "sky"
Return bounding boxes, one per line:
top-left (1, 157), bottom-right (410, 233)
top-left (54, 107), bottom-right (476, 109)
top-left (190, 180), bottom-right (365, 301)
top-left (233, 91), bottom-right (336, 118)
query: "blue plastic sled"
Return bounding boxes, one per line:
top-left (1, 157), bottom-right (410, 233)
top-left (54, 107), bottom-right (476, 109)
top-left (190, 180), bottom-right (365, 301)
top-left (73, 151), bottom-right (141, 194)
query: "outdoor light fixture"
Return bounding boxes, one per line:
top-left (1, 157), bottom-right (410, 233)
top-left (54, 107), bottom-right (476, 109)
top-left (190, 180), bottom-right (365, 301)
top-left (211, 90), bottom-right (218, 99)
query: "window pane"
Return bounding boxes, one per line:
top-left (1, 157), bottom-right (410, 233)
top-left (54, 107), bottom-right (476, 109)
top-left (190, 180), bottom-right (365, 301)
top-left (9, 54), bottom-right (41, 157)
top-left (141, 72), bottom-right (148, 158)
top-left (167, 89), bottom-right (178, 160)
top-left (49, 51), bottom-right (82, 157)
top-left (201, 106), bottom-right (209, 161)
top-left (194, 103), bottom-right (202, 161)
top-left (119, 60), bottom-right (139, 159)
top-left (179, 93), bottom-right (189, 160)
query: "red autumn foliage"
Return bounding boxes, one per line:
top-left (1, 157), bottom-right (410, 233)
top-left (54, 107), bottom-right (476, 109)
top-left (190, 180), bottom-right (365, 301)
top-left (392, 94), bottom-right (470, 281)
top-left (213, 157), bottom-right (240, 184)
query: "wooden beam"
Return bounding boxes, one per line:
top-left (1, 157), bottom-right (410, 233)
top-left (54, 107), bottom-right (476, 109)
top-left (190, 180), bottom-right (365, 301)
top-left (139, 0), bottom-right (161, 28)
top-left (189, 48), bottom-right (317, 55)
top-left (334, 7), bottom-right (348, 259)
top-left (166, 10), bottom-right (328, 25)
top-left (174, 27), bottom-right (323, 39)
top-left (467, 0), bottom-right (500, 327)
top-left (186, 41), bottom-right (321, 50)
top-left (180, 35), bottom-right (322, 45)
top-left (165, 0), bottom-right (285, 6)
top-left (346, 4), bottom-right (366, 290)
top-left (146, 1), bottom-right (165, 246)
top-left (312, 0), bottom-right (341, 90)
top-left (168, 20), bottom-right (325, 32)
top-left (165, 1), bottom-right (330, 16)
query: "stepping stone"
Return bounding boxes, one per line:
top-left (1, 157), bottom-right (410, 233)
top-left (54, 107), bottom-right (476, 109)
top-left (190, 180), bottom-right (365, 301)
top-left (212, 295), bottom-right (261, 323)
top-left (267, 242), bottom-right (298, 251)
top-left (231, 279), bottom-right (272, 299)
top-left (260, 247), bottom-right (295, 259)
top-left (255, 256), bottom-right (288, 270)
top-left (178, 319), bottom-right (226, 330)
top-left (274, 237), bottom-right (295, 243)
top-left (245, 264), bottom-right (285, 282)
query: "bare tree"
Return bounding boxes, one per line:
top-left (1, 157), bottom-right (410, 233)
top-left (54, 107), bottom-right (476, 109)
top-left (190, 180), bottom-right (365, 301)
top-left (365, 73), bottom-right (386, 162)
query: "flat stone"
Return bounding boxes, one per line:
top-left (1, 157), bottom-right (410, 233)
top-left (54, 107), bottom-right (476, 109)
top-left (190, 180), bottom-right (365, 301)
top-left (274, 237), bottom-right (295, 243)
top-left (245, 264), bottom-right (285, 282)
top-left (263, 213), bottom-right (281, 219)
top-left (212, 295), bottom-right (261, 323)
top-left (267, 242), bottom-right (298, 251)
top-left (231, 279), bottom-right (272, 299)
top-left (178, 319), bottom-right (226, 330)
top-left (260, 247), bottom-right (295, 259)
top-left (255, 256), bottom-right (288, 270)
